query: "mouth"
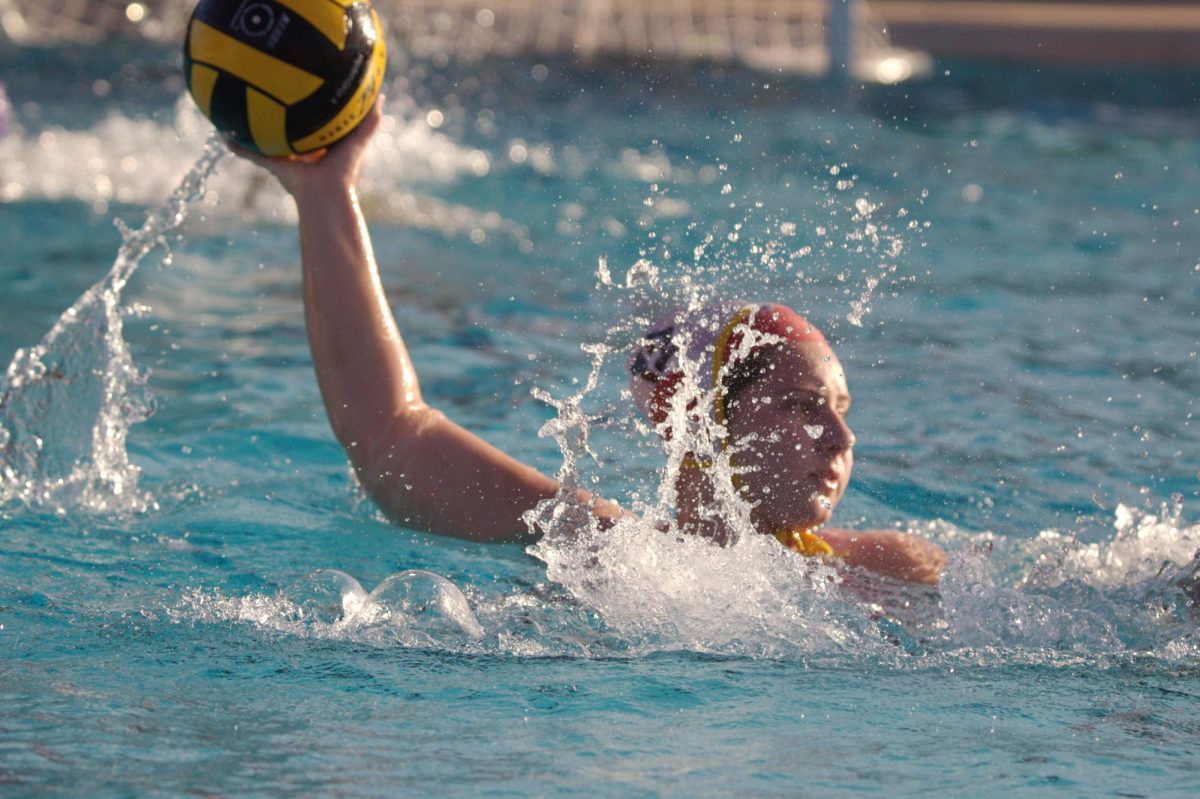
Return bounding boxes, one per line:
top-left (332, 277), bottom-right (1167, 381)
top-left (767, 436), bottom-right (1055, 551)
top-left (810, 473), bottom-right (842, 496)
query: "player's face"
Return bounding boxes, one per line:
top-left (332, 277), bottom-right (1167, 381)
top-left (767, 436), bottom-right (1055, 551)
top-left (724, 342), bottom-right (855, 531)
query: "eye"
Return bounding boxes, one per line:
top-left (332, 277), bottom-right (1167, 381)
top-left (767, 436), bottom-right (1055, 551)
top-left (782, 393), bottom-right (823, 413)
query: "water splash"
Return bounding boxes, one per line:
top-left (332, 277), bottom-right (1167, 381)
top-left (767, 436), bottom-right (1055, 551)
top-left (522, 342), bottom-right (611, 544)
top-left (940, 545), bottom-right (1123, 652)
top-left (518, 173), bottom-right (920, 635)
top-left (0, 136), bottom-right (225, 514)
top-left (516, 302), bottom-right (903, 655)
top-left (503, 151), bottom-right (936, 655)
top-left (178, 556), bottom-right (903, 659)
top-left (182, 568), bottom-right (485, 650)
top-left (933, 502), bottom-right (1200, 658)
top-left (177, 502), bottom-right (1200, 662)
top-left (532, 515), bottom-right (897, 657)
top-left (1028, 498), bottom-right (1200, 590)
top-left (279, 568), bottom-right (370, 624)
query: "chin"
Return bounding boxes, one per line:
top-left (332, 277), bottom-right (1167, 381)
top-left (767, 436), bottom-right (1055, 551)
top-left (804, 497), bottom-right (838, 528)
top-left (808, 509), bottom-right (834, 529)
top-left (770, 502), bottom-right (833, 532)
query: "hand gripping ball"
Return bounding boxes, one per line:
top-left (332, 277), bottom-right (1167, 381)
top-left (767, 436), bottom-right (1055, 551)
top-left (184, 0), bottom-right (386, 156)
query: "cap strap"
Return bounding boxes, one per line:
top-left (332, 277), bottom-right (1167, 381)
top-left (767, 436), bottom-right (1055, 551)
top-left (774, 528), bottom-right (836, 558)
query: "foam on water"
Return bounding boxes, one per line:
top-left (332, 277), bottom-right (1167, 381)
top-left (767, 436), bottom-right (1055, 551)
top-left (1029, 499), bottom-right (1200, 590)
top-left (930, 501), bottom-right (1200, 660)
top-left (531, 517), bottom-right (889, 657)
top-left (0, 93), bottom-right (528, 246)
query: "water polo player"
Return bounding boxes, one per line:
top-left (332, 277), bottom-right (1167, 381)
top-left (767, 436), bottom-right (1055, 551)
top-left (231, 99), bottom-right (946, 585)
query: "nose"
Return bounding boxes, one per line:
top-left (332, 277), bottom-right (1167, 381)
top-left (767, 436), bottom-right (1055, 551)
top-left (821, 411), bottom-right (855, 454)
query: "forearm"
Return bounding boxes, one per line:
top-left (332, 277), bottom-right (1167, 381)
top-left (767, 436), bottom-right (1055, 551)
top-left (239, 102), bottom-right (623, 541)
top-left (292, 178), bottom-right (423, 453)
top-left (286, 177), bottom-right (617, 540)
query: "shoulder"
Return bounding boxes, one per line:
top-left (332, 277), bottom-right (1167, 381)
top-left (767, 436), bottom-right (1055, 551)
top-left (819, 528), bottom-right (946, 585)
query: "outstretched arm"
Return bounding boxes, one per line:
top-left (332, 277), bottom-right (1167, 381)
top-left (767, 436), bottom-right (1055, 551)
top-left (820, 528), bottom-right (946, 585)
top-left (234, 101), bottom-right (622, 542)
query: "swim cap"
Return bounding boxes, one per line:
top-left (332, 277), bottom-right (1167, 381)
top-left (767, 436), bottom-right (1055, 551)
top-left (630, 303), bottom-right (840, 559)
top-left (627, 301), bottom-right (827, 429)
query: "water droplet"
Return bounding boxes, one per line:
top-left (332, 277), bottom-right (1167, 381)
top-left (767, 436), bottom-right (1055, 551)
top-left (596, 254), bottom-right (613, 286)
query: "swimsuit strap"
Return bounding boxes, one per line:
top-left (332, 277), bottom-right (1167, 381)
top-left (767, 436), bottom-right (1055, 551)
top-left (711, 304), bottom-right (757, 433)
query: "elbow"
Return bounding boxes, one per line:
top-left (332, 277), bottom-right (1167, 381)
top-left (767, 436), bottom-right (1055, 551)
top-left (833, 531), bottom-right (947, 586)
top-left (348, 405), bottom-right (444, 506)
top-left (894, 536), bottom-right (947, 585)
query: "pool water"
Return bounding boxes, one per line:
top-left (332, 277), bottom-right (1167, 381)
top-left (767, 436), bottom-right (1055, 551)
top-left (2, 42), bottom-right (1200, 795)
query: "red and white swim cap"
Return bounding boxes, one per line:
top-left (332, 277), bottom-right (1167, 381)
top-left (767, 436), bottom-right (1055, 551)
top-left (627, 301), bottom-right (828, 429)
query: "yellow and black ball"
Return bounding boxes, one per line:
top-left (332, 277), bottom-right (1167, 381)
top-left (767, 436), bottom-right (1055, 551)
top-left (183, 0), bottom-right (386, 156)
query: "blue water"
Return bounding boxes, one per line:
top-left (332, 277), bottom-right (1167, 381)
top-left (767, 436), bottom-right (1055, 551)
top-left (3, 42), bottom-right (1200, 795)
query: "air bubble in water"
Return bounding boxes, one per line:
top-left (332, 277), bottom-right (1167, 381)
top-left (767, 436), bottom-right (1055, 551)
top-left (282, 569), bottom-right (369, 624)
top-left (364, 569), bottom-right (484, 641)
